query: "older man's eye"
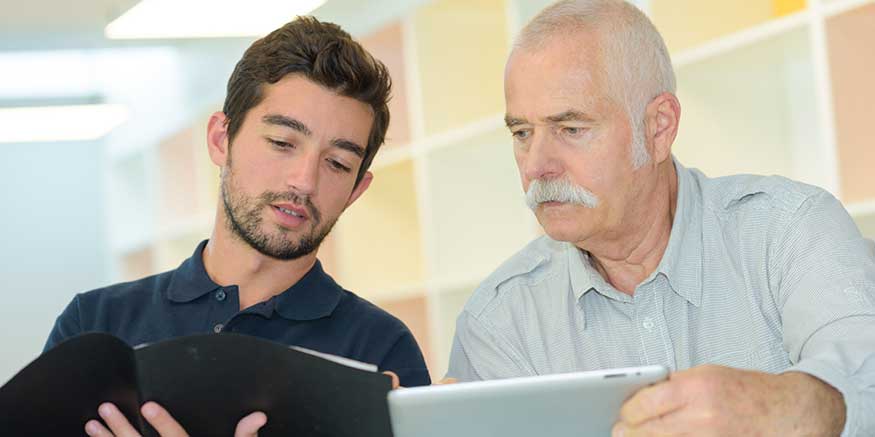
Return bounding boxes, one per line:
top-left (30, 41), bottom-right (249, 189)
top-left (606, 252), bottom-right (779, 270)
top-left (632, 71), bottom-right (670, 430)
top-left (511, 129), bottom-right (531, 140)
top-left (562, 127), bottom-right (585, 136)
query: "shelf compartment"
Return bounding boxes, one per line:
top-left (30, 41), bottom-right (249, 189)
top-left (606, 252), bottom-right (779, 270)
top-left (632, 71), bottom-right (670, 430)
top-left (672, 29), bottom-right (827, 188)
top-left (374, 294), bottom-right (436, 379)
top-left (360, 20), bottom-right (413, 149)
top-left (422, 126), bottom-right (537, 282)
top-left (650, 0), bottom-right (803, 53)
top-left (409, 0), bottom-right (509, 136)
top-left (826, 2), bottom-right (875, 203)
top-left (331, 160), bottom-right (425, 299)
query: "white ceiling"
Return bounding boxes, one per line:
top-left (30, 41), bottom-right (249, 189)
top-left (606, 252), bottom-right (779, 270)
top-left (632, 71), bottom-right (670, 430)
top-left (0, 0), bottom-right (431, 51)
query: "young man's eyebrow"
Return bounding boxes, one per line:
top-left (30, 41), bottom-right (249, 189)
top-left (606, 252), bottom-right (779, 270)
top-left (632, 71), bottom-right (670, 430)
top-left (262, 114), bottom-right (311, 136)
top-left (331, 139), bottom-right (366, 158)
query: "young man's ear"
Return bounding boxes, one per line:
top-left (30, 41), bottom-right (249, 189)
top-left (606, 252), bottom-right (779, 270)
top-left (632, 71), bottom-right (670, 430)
top-left (346, 171), bottom-right (374, 208)
top-left (207, 111), bottom-right (231, 167)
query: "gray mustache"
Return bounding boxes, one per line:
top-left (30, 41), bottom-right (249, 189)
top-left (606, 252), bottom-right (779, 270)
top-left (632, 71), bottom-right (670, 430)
top-left (525, 178), bottom-right (599, 211)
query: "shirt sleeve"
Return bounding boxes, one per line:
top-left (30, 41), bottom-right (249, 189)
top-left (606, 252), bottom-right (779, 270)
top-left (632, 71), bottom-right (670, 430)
top-left (771, 191), bottom-right (875, 437)
top-left (377, 330), bottom-right (432, 387)
top-left (446, 310), bottom-right (533, 382)
top-left (43, 294), bottom-right (83, 353)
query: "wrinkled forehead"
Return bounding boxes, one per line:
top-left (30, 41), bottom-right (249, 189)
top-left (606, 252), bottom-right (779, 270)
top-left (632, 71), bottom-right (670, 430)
top-left (504, 37), bottom-right (614, 118)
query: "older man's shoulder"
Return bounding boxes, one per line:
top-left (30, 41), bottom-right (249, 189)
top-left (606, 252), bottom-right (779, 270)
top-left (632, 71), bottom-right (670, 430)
top-left (694, 169), bottom-right (829, 216)
top-left (463, 235), bottom-right (563, 317)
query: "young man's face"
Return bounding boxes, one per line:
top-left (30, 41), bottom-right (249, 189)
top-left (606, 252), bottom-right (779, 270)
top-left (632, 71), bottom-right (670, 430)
top-left (211, 74), bottom-right (374, 260)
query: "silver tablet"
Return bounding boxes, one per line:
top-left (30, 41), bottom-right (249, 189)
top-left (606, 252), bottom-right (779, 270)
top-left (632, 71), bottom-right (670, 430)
top-left (388, 365), bottom-right (669, 437)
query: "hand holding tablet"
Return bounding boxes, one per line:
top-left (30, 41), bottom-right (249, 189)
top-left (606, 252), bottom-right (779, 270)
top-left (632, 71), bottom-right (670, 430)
top-left (389, 365), bottom-right (669, 437)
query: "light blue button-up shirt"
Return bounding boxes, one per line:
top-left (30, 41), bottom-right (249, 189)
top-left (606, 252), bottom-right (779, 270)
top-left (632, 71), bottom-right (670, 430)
top-left (448, 160), bottom-right (875, 436)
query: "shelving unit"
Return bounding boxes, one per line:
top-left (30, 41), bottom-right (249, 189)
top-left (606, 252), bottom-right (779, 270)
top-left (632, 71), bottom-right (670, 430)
top-left (106, 0), bottom-right (875, 380)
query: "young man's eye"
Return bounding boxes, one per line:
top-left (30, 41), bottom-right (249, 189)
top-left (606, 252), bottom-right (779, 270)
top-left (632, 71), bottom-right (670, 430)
top-left (328, 159), bottom-right (351, 173)
top-left (268, 138), bottom-right (294, 149)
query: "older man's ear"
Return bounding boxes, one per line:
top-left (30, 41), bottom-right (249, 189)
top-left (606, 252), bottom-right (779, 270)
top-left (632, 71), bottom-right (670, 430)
top-left (644, 92), bottom-right (681, 164)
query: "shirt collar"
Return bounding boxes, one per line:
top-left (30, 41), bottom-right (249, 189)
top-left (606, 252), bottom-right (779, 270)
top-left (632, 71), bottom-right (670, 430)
top-left (166, 239), bottom-right (221, 303)
top-left (166, 240), bottom-right (343, 320)
top-left (567, 158), bottom-right (703, 307)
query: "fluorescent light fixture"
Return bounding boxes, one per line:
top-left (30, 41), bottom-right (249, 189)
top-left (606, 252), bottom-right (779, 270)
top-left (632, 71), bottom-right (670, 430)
top-left (105, 0), bottom-right (327, 39)
top-left (0, 104), bottom-right (129, 143)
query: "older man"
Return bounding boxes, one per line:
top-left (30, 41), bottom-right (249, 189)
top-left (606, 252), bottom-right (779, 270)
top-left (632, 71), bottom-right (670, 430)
top-left (447, 1), bottom-right (875, 435)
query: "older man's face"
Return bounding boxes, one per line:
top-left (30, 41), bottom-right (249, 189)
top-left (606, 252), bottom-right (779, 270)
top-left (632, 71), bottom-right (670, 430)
top-left (504, 33), bottom-right (643, 246)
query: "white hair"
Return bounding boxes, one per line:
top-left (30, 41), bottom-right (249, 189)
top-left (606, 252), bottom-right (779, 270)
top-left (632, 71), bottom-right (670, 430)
top-left (515, 0), bottom-right (676, 168)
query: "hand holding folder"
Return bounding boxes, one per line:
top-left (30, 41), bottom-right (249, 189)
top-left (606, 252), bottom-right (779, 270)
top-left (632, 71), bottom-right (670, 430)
top-left (0, 333), bottom-right (395, 437)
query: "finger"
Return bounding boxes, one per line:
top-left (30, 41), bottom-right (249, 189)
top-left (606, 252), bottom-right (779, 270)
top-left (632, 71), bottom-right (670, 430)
top-left (141, 402), bottom-right (188, 437)
top-left (619, 380), bottom-right (685, 426)
top-left (613, 421), bottom-right (677, 437)
top-left (85, 419), bottom-right (115, 437)
top-left (615, 412), bottom-right (689, 437)
top-left (382, 371), bottom-right (401, 389)
top-left (98, 403), bottom-right (141, 437)
top-left (437, 377), bottom-right (458, 385)
top-left (234, 412), bottom-right (268, 437)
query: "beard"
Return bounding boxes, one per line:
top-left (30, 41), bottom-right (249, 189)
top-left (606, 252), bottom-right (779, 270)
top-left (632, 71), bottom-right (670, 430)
top-left (220, 164), bottom-right (337, 261)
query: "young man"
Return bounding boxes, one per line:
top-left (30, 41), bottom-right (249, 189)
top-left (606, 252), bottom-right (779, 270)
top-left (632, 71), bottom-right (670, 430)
top-left (44, 16), bottom-right (430, 437)
top-left (448, 1), bottom-right (875, 436)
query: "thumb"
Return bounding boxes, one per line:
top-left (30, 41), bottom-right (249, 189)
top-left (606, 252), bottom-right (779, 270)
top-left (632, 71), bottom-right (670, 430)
top-left (234, 412), bottom-right (267, 437)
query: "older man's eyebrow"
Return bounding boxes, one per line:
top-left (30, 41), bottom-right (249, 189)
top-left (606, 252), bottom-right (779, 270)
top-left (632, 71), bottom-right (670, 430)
top-left (544, 110), bottom-right (596, 123)
top-left (331, 138), bottom-right (366, 158)
top-left (262, 114), bottom-right (311, 136)
top-left (505, 115), bottom-right (528, 128)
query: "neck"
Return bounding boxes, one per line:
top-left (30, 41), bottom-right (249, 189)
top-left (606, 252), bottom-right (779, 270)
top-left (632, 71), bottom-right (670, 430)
top-left (581, 160), bottom-right (679, 295)
top-left (202, 208), bottom-right (317, 310)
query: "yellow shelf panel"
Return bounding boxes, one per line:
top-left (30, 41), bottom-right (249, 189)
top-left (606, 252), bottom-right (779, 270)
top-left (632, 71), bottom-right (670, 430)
top-left (673, 29), bottom-right (821, 183)
top-left (827, 3), bottom-right (875, 203)
top-left (411, 0), bottom-right (509, 136)
top-left (651, 0), bottom-right (788, 53)
top-left (773, 0), bottom-right (806, 16)
top-left (424, 127), bottom-right (537, 281)
top-left (360, 21), bottom-right (412, 149)
top-left (332, 160), bottom-right (425, 297)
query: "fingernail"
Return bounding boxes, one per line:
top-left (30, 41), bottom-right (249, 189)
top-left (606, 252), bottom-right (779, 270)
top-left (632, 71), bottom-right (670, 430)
top-left (85, 421), bottom-right (99, 435)
top-left (98, 403), bottom-right (114, 417)
top-left (142, 403), bottom-right (158, 419)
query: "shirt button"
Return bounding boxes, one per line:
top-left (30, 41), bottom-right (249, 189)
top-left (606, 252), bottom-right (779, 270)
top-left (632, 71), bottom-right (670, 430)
top-left (215, 289), bottom-right (227, 302)
top-left (642, 318), bottom-right (655, 331)
top-left (213, 323), bottom-right (224, 333)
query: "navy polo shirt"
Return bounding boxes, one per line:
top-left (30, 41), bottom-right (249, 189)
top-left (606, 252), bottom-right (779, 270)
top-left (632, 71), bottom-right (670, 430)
top-left (44, 240), bottom-right (431, 387)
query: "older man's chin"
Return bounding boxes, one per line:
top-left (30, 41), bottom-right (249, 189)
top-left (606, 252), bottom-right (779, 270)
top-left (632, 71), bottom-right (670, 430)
top-left (535, 210), bottom-right (594, 244)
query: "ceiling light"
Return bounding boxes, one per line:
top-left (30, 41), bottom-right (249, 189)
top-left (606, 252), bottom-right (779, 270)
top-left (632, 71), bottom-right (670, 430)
top-left (0, 104), bottom-right (129, 143)
top-left (105, 0), bottom-right (327, 39)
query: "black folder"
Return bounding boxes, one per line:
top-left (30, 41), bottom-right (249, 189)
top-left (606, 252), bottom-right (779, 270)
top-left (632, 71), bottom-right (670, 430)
top-left (0, 333), bottom-right (394, 436)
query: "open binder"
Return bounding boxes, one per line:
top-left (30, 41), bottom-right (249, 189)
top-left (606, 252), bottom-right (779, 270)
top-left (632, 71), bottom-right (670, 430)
top-left (0, 333), bottom-right (394, 436)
